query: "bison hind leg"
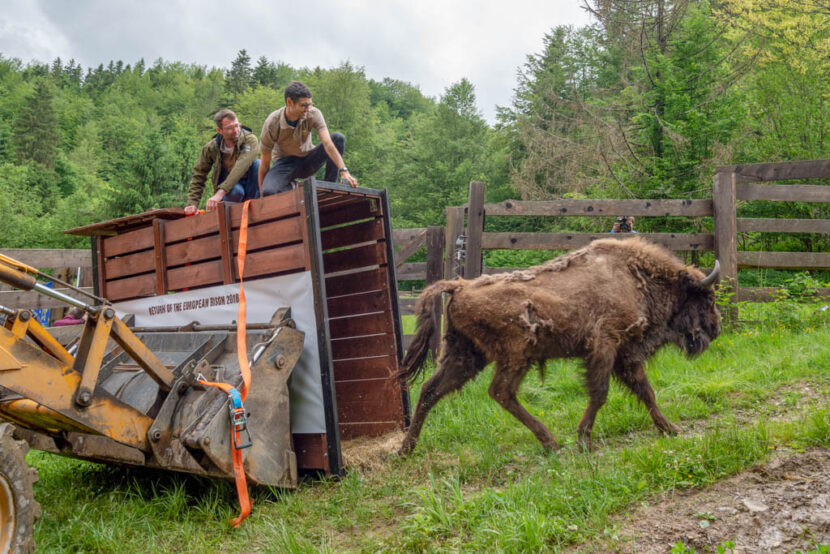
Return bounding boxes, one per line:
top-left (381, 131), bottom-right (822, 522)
top-left (489, 362), bottom-right (559, 451)
top-left (399, 331), bottom-right (487, 456)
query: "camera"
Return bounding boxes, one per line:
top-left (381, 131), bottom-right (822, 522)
top-left (616, 216), bottom-right (632, 233)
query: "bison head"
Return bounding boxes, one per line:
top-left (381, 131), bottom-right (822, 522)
top-left (670, 261), bottom-right (722, 357)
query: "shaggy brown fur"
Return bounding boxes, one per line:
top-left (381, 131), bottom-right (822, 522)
top-left (398, 237), bottom-right (721, 455)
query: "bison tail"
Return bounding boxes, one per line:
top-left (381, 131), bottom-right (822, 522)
top-left (397, 280), bottom-right (464, 383)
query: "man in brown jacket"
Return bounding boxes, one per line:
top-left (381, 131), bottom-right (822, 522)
top-left (258, 81), bottom-right (358, 195)
top-left (185, 109), bottom-right (260, 214)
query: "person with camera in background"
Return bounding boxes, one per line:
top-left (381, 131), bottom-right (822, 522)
top-left (611, 216), bottom-right (637, 233)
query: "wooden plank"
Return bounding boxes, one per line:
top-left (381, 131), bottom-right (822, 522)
top-left (237, 243), bottom-right (307, 280)
top-left (93, 237), bottom-right (106, 299)
top-left (336, 385), bottom-right (404, 423)
top-left (217, 203), bottom-right (235, 285)
top-left (480, 232), bottom-right (714, 251)
top-left (166, 260), bottom-right (224, 291)
top-left (444, 206), bottom-right (466, 278)
top-left (340, 422), bottom-right (402, 440)
top-left (152, 219), bottom-right (168, 295)
top-left (323, 242), bottom-right (387, 274)
top-left (318, 198), bottom-right (382, 228)
top-left (425, 226), bottom-right (444, 356)
top-left (104, 250), bottom-right (155, 280)
top-left (292, 433), bottom-right (328, 471)
top-left (105, 273), bottom-right (156, 301)
top-left (228, 188), bottom-right (303, 228)
top-left (321, 218), bottom-right (384, 251)
top-left (425, 227), bottom-right (445, 285)
top-left (465, 181), bottom-right (486, 278)
top-left (0, 249), bottom-right (91, 269)
top-left (327, 290), bottom-right (388, 318)
top-left (714, 171), bottom-right (739, 322)
top-left (335, 378), bottom-right (402, 404)
top-left (394, 230), bottom-right (427, 267)
top-left (331, 334), bottom-right (396, 360)
top-left (333, 356), bottom-right (395, 381)
top-left (736, 183), bottom-right (830, 203)
top-left (0, 287), bottom-right (95, 310)
top-left (392, 228), bottom-right (427, 245)
top-left (737, 286), bottom-right (830, 303)
top-left (103, 227), bottom-right (155, 257)
top-left (737, 251), bottom-right (830, 270)
top-left (329, 311), bottom-right (393, 339)
top-left (718, 159), bottom-right (830, 182)
top-left (737, 218), bottom-right (830, 234)
top-left (484, 198), bottom-right (713, 217)
top-left (325, 268), bottom-right (387, 297)
top-left (397, 262), bottom-right (427, 281)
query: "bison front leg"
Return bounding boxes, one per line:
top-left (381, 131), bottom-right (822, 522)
top-left (399, 334), bottom-right (486, 456)
top-left (614, 360), bottom-right (680, 435)
top-left (489, 364), bottom-right (559, 451)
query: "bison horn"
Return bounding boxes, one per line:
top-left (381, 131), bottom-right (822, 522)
top-left (700, 260), bottom-right (720, 288)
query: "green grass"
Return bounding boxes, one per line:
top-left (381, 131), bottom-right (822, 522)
top-left (28, 306), bottom-right (830, 552)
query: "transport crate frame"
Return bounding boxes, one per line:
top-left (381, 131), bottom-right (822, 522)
top-left (67, 179), bottom-right (410, 475)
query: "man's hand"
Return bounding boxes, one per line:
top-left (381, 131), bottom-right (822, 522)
top-left (206, 189), bottom-right (227, 211)
top-left (184, 205), bottom-right (198, 215)
top-left (341, 170), bottom-right (358, 188)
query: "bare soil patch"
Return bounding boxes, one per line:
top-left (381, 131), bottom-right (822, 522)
top-left (595, 448), bottom-right (830, 553)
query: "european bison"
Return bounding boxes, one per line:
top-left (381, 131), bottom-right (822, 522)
top-left (398, 237), bottom-right (721, 454)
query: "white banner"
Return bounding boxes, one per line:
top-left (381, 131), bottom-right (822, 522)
top-left (114, 271), bottom-right (326, 433)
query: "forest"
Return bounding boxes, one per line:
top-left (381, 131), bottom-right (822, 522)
top-left (0, 0), bottom-right (826, 254)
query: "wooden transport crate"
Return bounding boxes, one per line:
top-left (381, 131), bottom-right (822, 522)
top-left (66, 180), bottom-right (410, 475)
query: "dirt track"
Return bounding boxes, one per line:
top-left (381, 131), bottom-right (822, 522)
top-left (600, 448), bottom-right (830, 553)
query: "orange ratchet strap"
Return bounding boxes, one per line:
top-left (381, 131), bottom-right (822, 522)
top-left (197, 199), bottom-right (253, 527)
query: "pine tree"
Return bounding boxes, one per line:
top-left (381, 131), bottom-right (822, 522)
top-left (13, 80), bottom-right (60, 169)
top-left (226, 49), bottom-right (252, 102)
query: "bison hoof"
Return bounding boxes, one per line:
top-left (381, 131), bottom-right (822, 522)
top-left (398, 441), bottom-right (415, 457)
top-left (541, 440), bottom-right (559, 452)
top-left (576, 436), bottom-right (593, 452)
top-left (658, 421), bottom-right (681, 435)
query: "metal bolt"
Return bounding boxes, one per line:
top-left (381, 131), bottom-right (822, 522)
top-left (103, 308), bottom-right (115, 320)
top-left (150, 429), bottom-right (161, 442)
top-left (19, 311), bottom-right (30, 322)
top-left (200, 437), bottom-right (211, 447)
top-left (77, 390), bottom-right (92, 406)
top-left (275, 355), bottom-right (286, 369)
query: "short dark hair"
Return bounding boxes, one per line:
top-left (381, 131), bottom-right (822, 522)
top-left (285, 81), bottom-right (312, 101)
top-left (213, 109), bottom-right (237, 128)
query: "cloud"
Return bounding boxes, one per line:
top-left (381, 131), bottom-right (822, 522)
top-left (1, 0), bottom-right (591, 122)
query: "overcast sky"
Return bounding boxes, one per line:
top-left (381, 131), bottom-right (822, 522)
top-left (0, 0), bottom-right (592, 123)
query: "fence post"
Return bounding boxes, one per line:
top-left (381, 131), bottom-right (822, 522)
top-left (444, 206), bottom-right (466, 279)
top-left (464, 181), bottom-right (485, 279)
top-left (425, 226), bottom-right (445, 357)
top-left (713, 169), bottom-right (739, 324)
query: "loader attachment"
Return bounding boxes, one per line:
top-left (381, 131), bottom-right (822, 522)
top-left (0, 295), bottom-right (303, 488)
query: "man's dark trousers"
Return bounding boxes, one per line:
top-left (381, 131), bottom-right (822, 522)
top-left (222, 159), bottom-right (261, 203)
top-left (261, 132), bottom-right (345, 196)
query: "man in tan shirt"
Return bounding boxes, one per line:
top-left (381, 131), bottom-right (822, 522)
top-left (258, 81), bottom-right (358, 195)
